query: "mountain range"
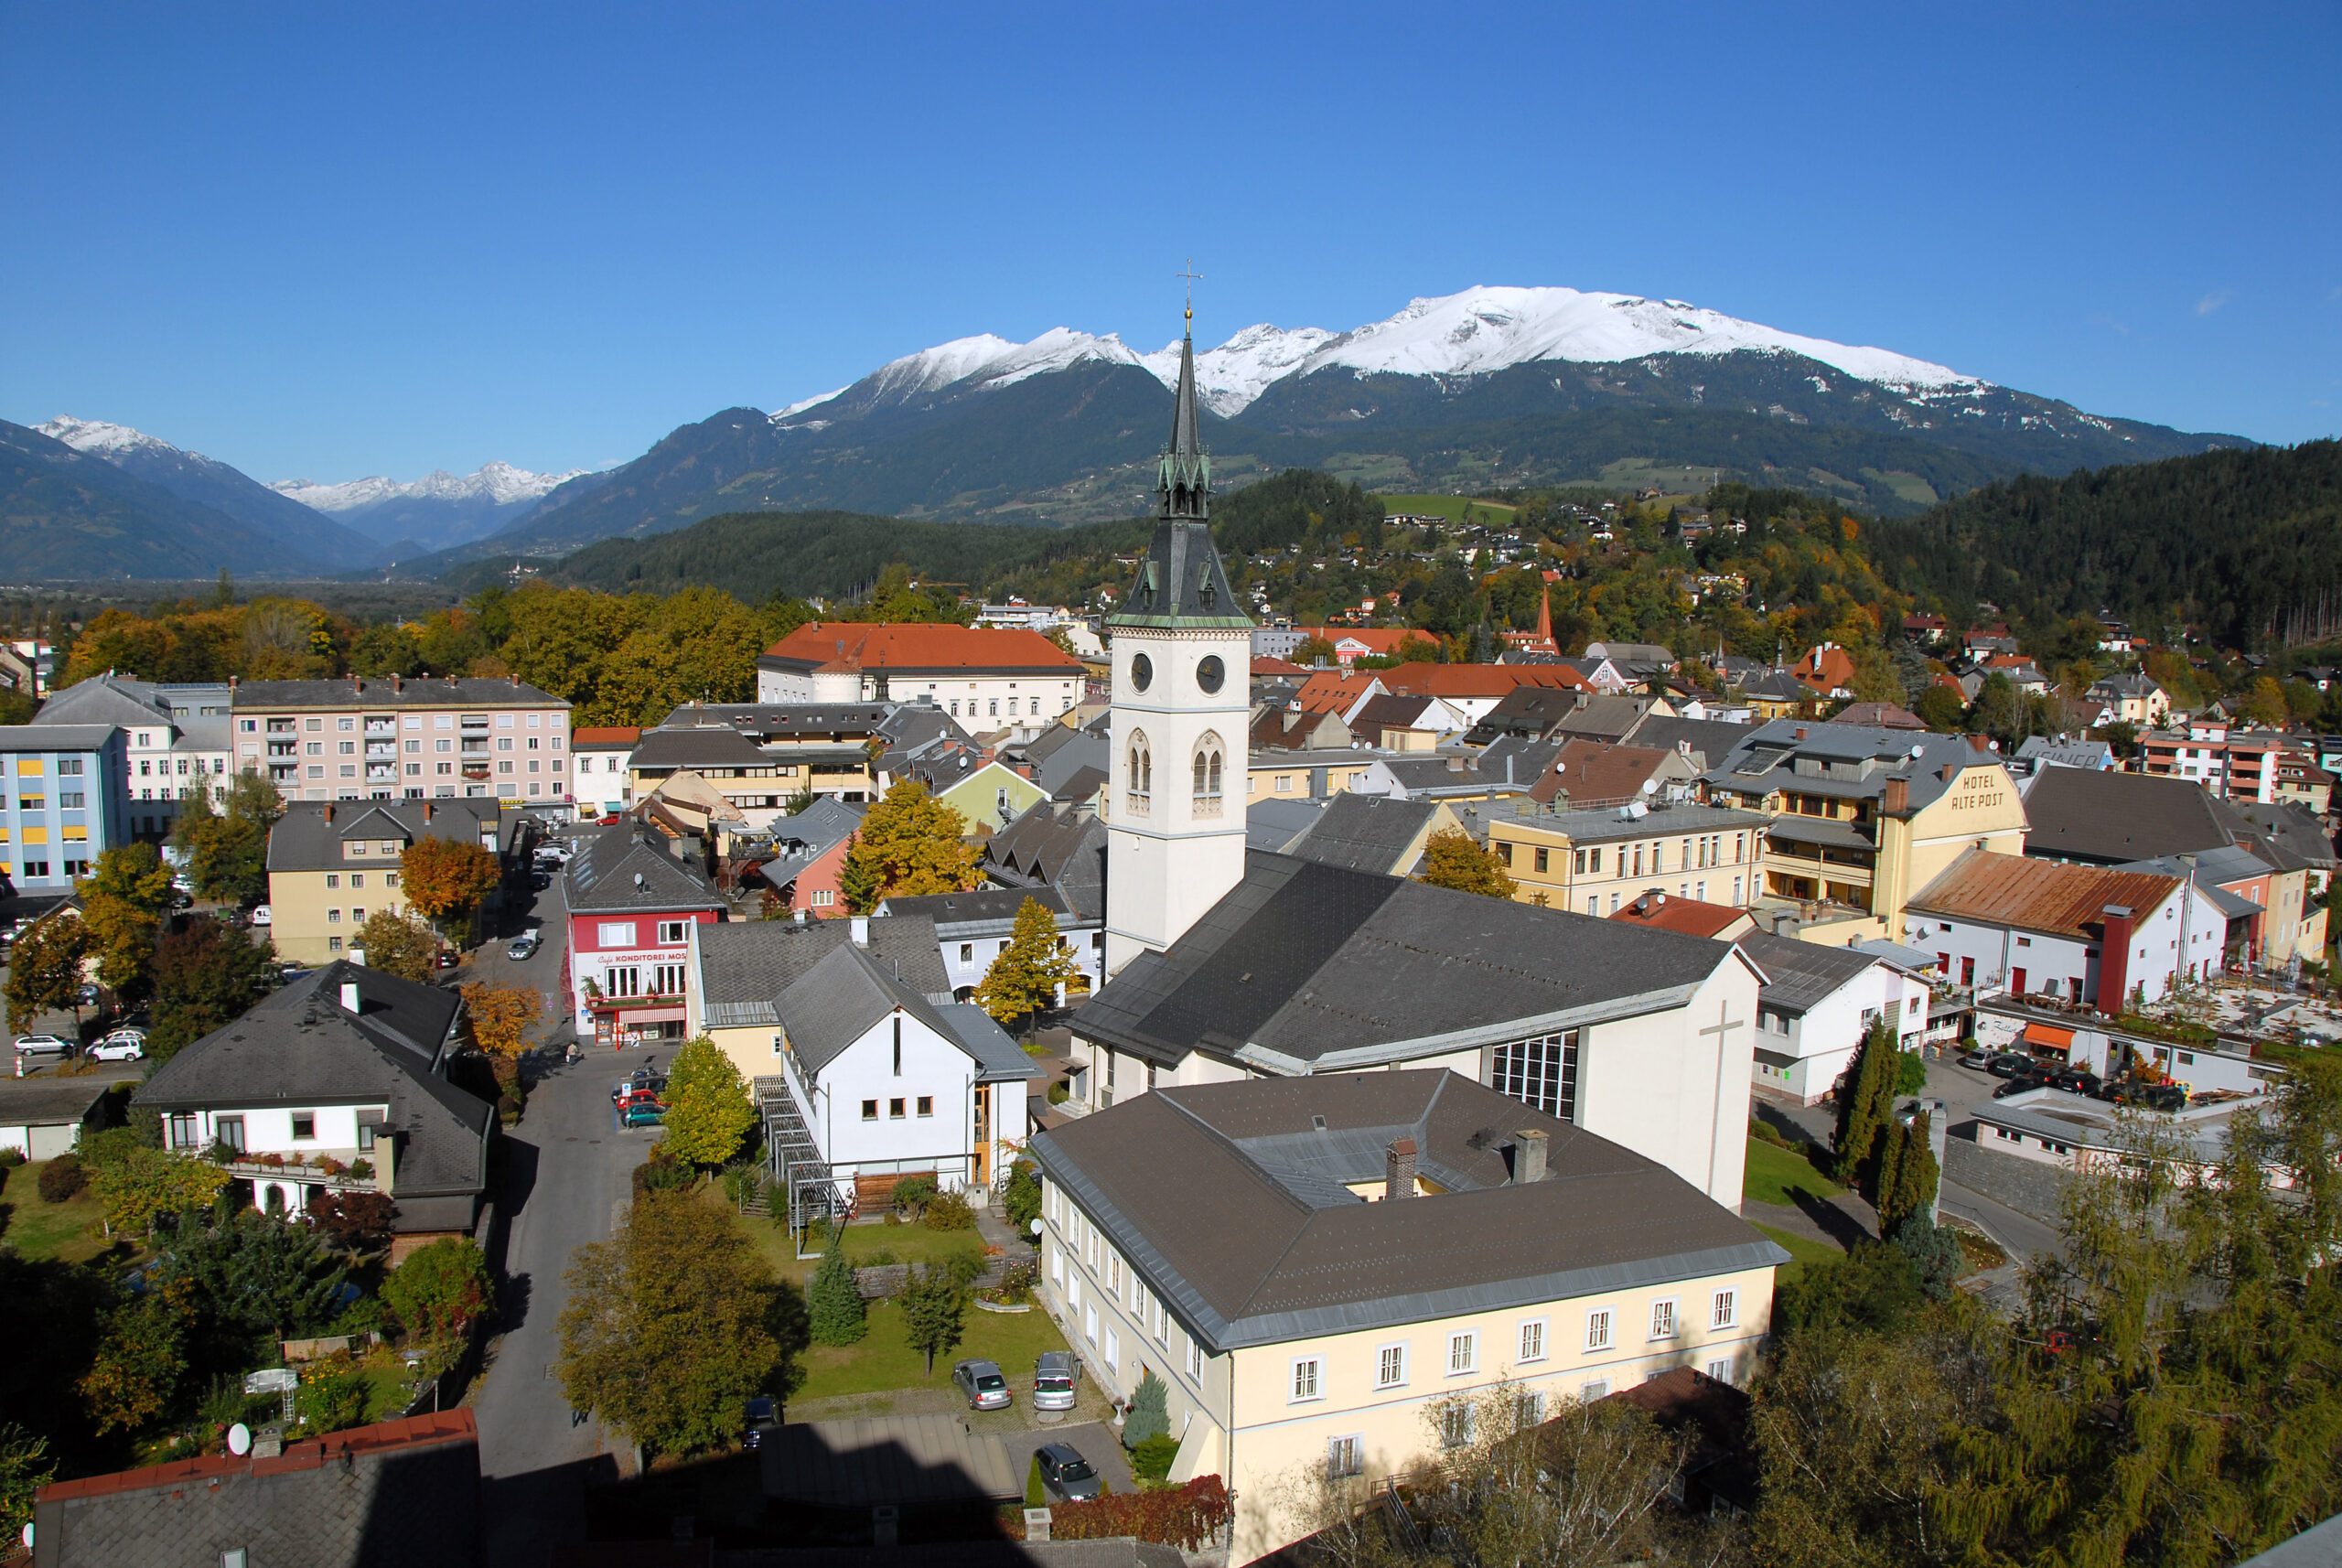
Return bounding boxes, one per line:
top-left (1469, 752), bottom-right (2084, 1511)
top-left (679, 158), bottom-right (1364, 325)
top-left (7, 285), bottom-right (2252, 580)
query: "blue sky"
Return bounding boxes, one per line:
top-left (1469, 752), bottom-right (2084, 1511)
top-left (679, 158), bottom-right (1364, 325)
top-left (4, 1), bottom-right (2337, 483)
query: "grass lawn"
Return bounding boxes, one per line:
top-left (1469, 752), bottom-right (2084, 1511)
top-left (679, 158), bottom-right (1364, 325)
top-left (795, 1294), bottom-right (1073, 1403)
top-left (1754, 1223), bottom-right (1842, 1288)
top-left (719, 1189), bottom-right (991, 1290)
top-left (1743, 1137), bottom-right (1843, 1208)
top-left (0, 1157), bottom-right (118, 1263)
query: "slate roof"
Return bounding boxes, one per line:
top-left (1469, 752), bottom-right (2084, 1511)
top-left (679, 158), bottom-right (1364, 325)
top-left (1509, 800), bottom-right (1767, 847)
top-left (231, 676), bottom-right (564, 710)
top-left (134, 964), bottom-right (490, 1219)
top-left (0, 723), bottom-right (116, 752)
top-left (1467, 690), bottom-right (1657, 745)
top-left (1348, 693), bottom-right (1439, 735)
top-left (0, 1078), bottom-right (113, 1128)
top-left (982, 800), bottom-right (1106, 920)
top-left (1244, 797), bottom-right (1327, 852)
top-left (2218, 799), bottom-right (2339, 872)
top-left (1703, 721), bottom-right (2004, 813)
top-left (30, 672), bottom-right (169, 729)
top-left (934, 1004), bottom-right (1046, 1084)
top-left (265, 799), bottom-right (505, 874)
top-left (2020, 768), bottom-right (2235, 864)
top-left (1907, 848), bottom-right (2186, 940)
top-left (775, 941), bottom-right (1021, 1079)
top-left (1828, 701), bottom-right (1927, 730)
top-left (695, 916), bottom-right (950, 1026)
top-left (562, 823), bottom-right (724, 915)
top-left (880, 885), bottom-right (1079, 935)
top-left (1284, 792), bottom-right (1441, 875)
top-left (628, 724), bottom-right (777, 771)
top-left (1077, 851), bottom-right (1748, 1072)
top-left (1628, 715), bottom-right (1756, 771)
top-left (1030, 1069), bottom-right (1787, 1350)
top-left (34, 1409), bottom-right (482, 1568)
top-left (1734, 931), bottom-right (1881, 1015)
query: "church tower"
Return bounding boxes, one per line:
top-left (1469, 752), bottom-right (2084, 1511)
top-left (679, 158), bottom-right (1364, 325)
top-left (1102, 310), bottom-right (1253, 975)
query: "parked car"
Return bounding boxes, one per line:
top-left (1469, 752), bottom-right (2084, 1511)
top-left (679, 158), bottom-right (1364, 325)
top-left (2051, 1068), bottom-right (2102, 1097)
top-left (90, 1035), bottom-right (145, 1062)
top-left (951, 1359), bottom-right (1012, 1412)
top-left (742, 1396), bottom-right (779, 1450)
top-left (2110, 1080), bottom-right (2187, 1112)
top-left (12, 1034), bottom-right (72, 1057)
top-left (74, 983), bottom-right (102, 1007)
top-left (1994, 1073), bottom-right (2052, 1099)
top-left (250, 905), bottom-right (273, 927)
top-left (435, 949), bottom-right (462, 970)
top-left (507, 933), bottom-right (542, 961)
top-left (1957, 1049), bottom-right (1997, 1072)
top-left (596, 813), bottom-right (621, 826)
top-left (621, 1102), bottom-right (666, 1127)
top-left (1984, 1053), bottom-right (2033, 1079)
top-left (1036, 1442), bottom-right (1102, 1503)
top-left (529, 873), bottom-right (553, 891)
top-left (612, 1073), bottom-right (669, 1106)
top-left (1032, 1351), bottom-right (1079, 1412)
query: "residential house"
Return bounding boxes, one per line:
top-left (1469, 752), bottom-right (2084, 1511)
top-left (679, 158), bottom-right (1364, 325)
top-left (1901, 849), bottom-right (2225, 1008)
top-left (756, 797), bottom-right (864, 918)
top-left (0, 1078), bottom-right (111, 1161)
top-left (1490, 801), bottom-right (1770, 916)
top-left (2273, 752), bottom-right (2335, 814)
top-left (1245, 746), bottom-right (1391, 806)
top-left (1583, 641), bottom-right (1680, 683)
top-left (1347, 692), bottom-right (1469, 750)
top-left (1380, 662), bottom-right (1591, 724)
top-left (2138, 721), bottom-right (2289, 802)
top-left (1699, 722), bottom-right (2029, 949)
top-left (1735, 671), bottom-right (1817, 720)
top-left (1828, 702), bottom-right (1927, 731)
top-left (2086, 671), bottom-right (2173, 727)
top-left (33, 673), bottom-right (234, 837)
top-left (627, 703), bottom-right (891, 824)
top-left (1903, 613), bottom-right (1950, 647)
top-left (1971, 1085), bottom-right (2265, 1177)
top-left (1030, 1070), bottom-right (1788, 1560)
top-left (685, 911), bottom-right (950, 1079)
top-left (230, 674), bottom-right (572, 806)
top-left (893, 745), bottom-right (1049, 835)
top-left (1251, 706), bottom-right (1354, 755)
top-left (1789, 645), bottom-right (1857, 700)
top-left (882, 884), bottom-right (1105, 1002)
top-left (1281, 791), bottom-right (1463, 877)
top-left (982, 799), bottom-right (1106, 919)
top-left (706, 934), bottom-right (1040, 1203)
top-left (1466, 690), bottom-right (1671, 747)
top-left (1979, 654), bottom-right (2051, 695)
top-left (263, 799), bottom-right (507, 965)
top-left (756, 622), bottom-right (1086, 721)
top-left (2012, 736), bottom-right (2117, 775)
top-left (570, 725), bottom-right (639, 818)
top-left (1280, 670), bottom-right (1387, 724)
top-left (1526, 738), bottom-right (1698, 808)
top-left (1291, 626), bottom-right (1441, 667)
top-left (0, 724), bottom-right (130, 889)
top-left (560, 823), bottom-right (727, 1045)
top-left (1735, 931), bottom-right (1928, 1107)
top-left (133, 962), bottom-right (495, 1246)
top-left (34, 1410), bottom-right (484, 1568)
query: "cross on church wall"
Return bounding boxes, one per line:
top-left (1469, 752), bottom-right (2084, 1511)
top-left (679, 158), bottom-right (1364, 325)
top-left (1699, 1001), bottom-right (1744, 1199)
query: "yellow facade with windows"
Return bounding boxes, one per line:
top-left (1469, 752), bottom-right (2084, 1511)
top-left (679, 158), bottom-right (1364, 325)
top-left (1488, 808), bottom-right (1768, 916)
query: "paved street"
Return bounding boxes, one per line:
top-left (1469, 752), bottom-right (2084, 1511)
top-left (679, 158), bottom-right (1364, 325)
top-left (464, 868), bottom-right (657, 1566)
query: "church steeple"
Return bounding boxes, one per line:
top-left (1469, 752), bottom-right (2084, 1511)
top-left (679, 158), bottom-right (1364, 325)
top-left (1112, 307), bottom-right (1249, 632)
top-left (1158, 324), bottom-right (1209, 522)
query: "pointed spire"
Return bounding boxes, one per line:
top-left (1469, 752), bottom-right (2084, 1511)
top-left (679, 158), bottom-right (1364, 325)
top-left (1157, 326), bottom-right (1209, 521)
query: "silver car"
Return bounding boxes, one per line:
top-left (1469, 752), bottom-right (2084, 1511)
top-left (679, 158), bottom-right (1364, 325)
top-left (1032, 1350), bottom-right (1079, 1412)
top-left (951, 1359), bottom-right (1011, 1412)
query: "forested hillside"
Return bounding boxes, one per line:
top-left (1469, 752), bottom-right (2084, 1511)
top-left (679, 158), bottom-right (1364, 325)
top-left (1870, 440), bottom-right (2342, 646)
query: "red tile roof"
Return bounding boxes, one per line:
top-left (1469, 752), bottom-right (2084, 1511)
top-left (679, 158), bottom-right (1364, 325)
top-left (1289, 671), bottom-right (1382, 715)
top-left (1252, 655), bottom-right (1309, 677)
top-left (1907, 850), bottom-right (2185, 941)
top-left (1531, 739), bottom-right (1674, 804)
top-left (761, 622), bottom-right (1083, 675)
top-left (1608, 896), bottom-right (1752, 940)
top-left (38, 1410), bottom-right (477, 1502)
top-left (1381, 663), bottom-right (1591, 699)
top-left (572, 725), bottom-right (642, 746)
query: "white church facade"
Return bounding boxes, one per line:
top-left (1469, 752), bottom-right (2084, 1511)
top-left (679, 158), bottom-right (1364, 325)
top-left (1064, 317), bottom-right (1762, 1211)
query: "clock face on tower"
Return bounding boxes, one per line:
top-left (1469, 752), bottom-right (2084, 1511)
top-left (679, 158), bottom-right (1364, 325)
top-left (1196, 655), bottom-right (1225, 694)
top-left (1129, 652), bottom-right (1153, 693)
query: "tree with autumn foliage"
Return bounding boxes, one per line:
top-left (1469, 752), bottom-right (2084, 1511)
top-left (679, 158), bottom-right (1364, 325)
top-left (353, 909), bottom-right (440, 982)
top-left (1416, 827), bottom-right (1520, 900)
top-left (4, 908), bottom-right (88, 1032)
top-left (77, 842), bottom-right (178, 1003)
top-left (400, 834), bottom-right (503, 934)
top-left (974, 897), bottom-right (1081, 1027)
top-left (459, 980), bottom-right (543, 1059)
top-left (836, 779), bottom-right (982, 915)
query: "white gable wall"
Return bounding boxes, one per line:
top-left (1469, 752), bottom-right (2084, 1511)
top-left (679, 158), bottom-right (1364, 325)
top-left (802, 1010), bottom-right (978, 1186)
top-left (1575, 960), bottom-right (1759, 1209)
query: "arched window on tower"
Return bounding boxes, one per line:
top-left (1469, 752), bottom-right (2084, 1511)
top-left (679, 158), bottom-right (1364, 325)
top-left (1192, 732), bottom-right (1224, 815)
top-left (1127, 731), bottom-right (1152, 814)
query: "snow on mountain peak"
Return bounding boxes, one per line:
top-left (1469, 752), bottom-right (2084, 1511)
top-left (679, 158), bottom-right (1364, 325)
top-left (1139, 324), bottom-right (1341, 416)
top-left (36, 415), bottom-right (188, 459)
top-left (1299, 285), bottom-right (1976, 391)
top-left (270, 461), bottom-right (584, 513)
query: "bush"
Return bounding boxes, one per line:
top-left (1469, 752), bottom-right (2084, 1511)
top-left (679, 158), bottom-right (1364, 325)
top-left (381, 1237), bottom-right (494, 1342)
top-left (635, 1145), bottom-right (694, 1197)
top-left (1129, 1432), bottom-right (1179, 1484)
top-left (1051, 1475), bottom-right (1232, 1550)
top-left (1123, 1367), bottom-right (1169, 1447)
top-left (38, 1155), bottom-right (87, 1204)
top-left (891, 1175), bottom-right (938, 1217)
top-left (1003, 1157), bottom-right (1041, 1235)
top-left (807, 1231), bottom-right (866, 1347)
top-left (1746, 1117), bottom-right (1792, 1149)
top-left (924, 1190), bottom-right (976, 1231)
top-left (1894, 1047), bottom-right (1929, 1095)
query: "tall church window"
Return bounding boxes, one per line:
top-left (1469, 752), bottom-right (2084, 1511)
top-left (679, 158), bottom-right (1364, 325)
top-left (1191, 733), bottom-right (1224, 813)
top-left (1127, 731), bottom-right (1152, 812)
top-left (1493, 1029), bottom-right (1579, 1121)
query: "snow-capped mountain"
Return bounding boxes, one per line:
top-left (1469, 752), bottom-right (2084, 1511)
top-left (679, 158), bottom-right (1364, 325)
top-left (272, 461), bottom-right (584, 513)
top-left (34, 414), bottom-right (385, 569)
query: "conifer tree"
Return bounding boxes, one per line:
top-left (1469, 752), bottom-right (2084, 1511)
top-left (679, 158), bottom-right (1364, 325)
top-left (897, 1262), bottom-right (967, 1377)
top-left (806, 1230), bottom-right (865, 1347)
top-left (1123, 1367), bottom-right (1170, 1448)
top-left (975, 897), bottom-right (1081, 1026)
top-left (1832, 1016), bottom-right (1897, 1187)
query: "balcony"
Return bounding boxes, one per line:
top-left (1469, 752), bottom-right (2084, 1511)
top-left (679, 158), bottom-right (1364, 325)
top-left (584, 991), bottom-right (686, 1014)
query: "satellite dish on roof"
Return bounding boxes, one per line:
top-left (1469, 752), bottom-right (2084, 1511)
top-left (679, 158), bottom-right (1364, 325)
top-left (1640, 779), bottom-right (1657, 795)
top-left (1029, 1218), bottom-right (1043, 1237)
top-left (228, 1423), bottom-right (252, 1455)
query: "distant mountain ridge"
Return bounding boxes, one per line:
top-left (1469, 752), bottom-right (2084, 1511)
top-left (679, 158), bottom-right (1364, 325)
top-left (271, 460), bottom-right (594, 553)
top-left (478, 284), bottom-right (2247, 563)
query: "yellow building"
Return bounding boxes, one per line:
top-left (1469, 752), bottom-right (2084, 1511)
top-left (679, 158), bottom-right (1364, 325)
top-left (263, 800), bottom-right (508, 965)
top-left (1698, 721), bottom-right (2028, 948)
top-left (1030, 1070), bottom-right (1785, 1562)
top-left (1488, 801), bottom-right (1770, 915)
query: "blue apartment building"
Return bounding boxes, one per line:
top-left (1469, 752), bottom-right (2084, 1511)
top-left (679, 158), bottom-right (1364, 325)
top-left (0, 725), bottom-right (132, 890)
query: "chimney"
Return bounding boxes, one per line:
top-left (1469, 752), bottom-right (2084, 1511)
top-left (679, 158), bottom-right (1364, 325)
top-left (1882, 777), bottom-right (1910, 815)
top-left (339, 981), bottom-right (360, 1014)
top-left (1513, 1128), bottom-right (1548, 1185)
top-left (1794, 726), bottom-right (1808, 741)
top-left (392, 673), bottom-right (402, 694)
top-left (851, 915), bottom-right (870, 947)
top-left (2095, 904), bottom-right (2135, 1015)
top-left (1385, 1136), bottom-right (1417, 1200)
top-left (228, 675), bottom-right (237, 691)
top-left (424, 802), bottom-right (434, 822)
top-left (324, 802), bottom-right (335, 823)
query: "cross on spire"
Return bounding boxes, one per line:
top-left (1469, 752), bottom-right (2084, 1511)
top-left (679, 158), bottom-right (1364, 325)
top-left (1176, 259), bottom-right (1201, 324)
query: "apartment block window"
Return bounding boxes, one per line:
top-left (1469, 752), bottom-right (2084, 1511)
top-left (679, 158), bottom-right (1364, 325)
top-left (1187, 1338), bottom-right (1204, 1380)
top-left (916, 1096), bottom-right (933, 1117)
top-left (1327, 1435), bottom-right (1363, 1478)
top-left (349, 873), bottom-right (364, 887)
top-left (1439, 1404), bottom-right (1474, 1449)
top-left (960, 942), bottom-right (973, 963)
top-left (1649, 1300), bottom-right (1677, 1340)
top-left (861, 1100), bottom-right (878, 1121)
top-left (1585, 1309), bottom-right (1614, 1351)
top-left (328, 936), bottom-right (341, 951)
top-left (1377, 1344), bottom-right (1407, 1389)
top-left (1712, 1290), bottom-right (1737, 1329)
top-left (1448, 1331), bottom-right (1477, 1375)
top-left (888, 1098), bottom-right (906, 1119)
top-left (1533, 846), bottom-right (1549, 874)
top-left (1572, 848), bottom-right (1586, 875)
top-left (1291, 1358), bottom-right (1324, 1402)
top-left (290, 1112), bottom-right (316, 1141)
top-left (1581, 1379), bottom-right (1610, 1401)
top-left (326, 873), bottom-right (340, 888)
top-left (1495, 840), bottom-right (1512, 867)
top-left (328, 908), bottom-right (341, 924)
top-left (1519, 1318), bottom-right (1548, 1363)
top-left (657, 920), bottom-right (687, 943)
